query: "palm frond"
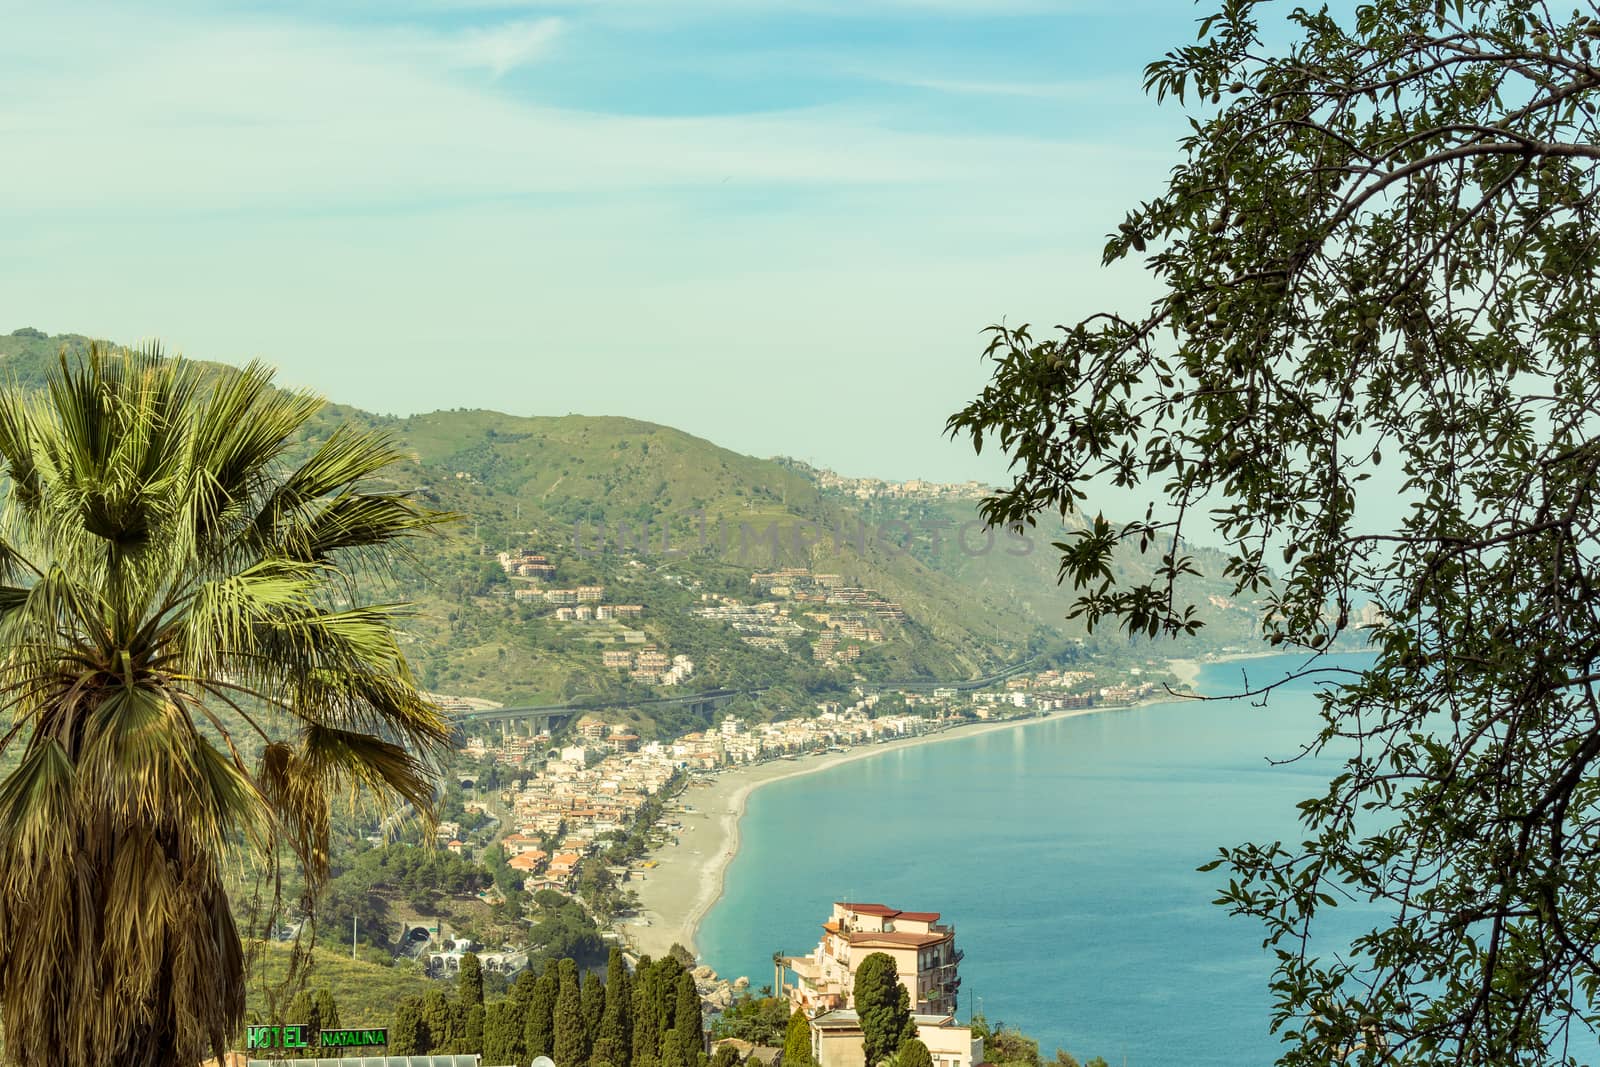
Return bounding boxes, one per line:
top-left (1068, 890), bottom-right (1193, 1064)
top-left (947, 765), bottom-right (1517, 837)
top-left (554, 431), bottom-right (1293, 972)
top-left (0, 345), bottom-right (455, 1064)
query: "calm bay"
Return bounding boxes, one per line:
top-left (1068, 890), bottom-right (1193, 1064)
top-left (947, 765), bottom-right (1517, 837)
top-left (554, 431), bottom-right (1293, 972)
top-left (696, 654), bottom-right (1372, 1067)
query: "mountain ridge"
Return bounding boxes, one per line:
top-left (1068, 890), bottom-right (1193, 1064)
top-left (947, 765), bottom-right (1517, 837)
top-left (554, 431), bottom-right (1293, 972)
top-left (0, 329), bottom-right (1264, 736)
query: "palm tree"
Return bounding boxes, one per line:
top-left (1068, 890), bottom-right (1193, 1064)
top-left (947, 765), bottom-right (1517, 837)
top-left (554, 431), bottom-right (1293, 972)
top-left (0, 344), bottom-right (454, 1066)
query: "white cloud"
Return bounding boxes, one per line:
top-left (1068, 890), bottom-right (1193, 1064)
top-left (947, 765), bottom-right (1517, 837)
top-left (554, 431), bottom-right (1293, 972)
top-left (0, 2), bottom-right (1178, 482)
top-left (874, 73), bottom-right (1126, 100)
top-left (0, 8), bottom-right (1163, 216)
top-left (448, 17), bottom-right (563, 75)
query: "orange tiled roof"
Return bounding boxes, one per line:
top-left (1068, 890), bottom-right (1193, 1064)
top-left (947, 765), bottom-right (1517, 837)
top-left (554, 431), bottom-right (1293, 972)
top-left (839, 903), bottom-right (898, 917)
top-left (846, 931), bottom-right (948, 948)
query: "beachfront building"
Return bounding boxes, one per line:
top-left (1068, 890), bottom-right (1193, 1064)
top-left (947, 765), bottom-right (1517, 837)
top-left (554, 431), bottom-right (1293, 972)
top-left (781, 902), bottom-right (964, 1017)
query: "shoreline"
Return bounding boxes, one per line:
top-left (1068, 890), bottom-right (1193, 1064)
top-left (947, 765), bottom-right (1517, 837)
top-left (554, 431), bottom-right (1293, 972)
top-left (620, 652), bottom-right (1276, 967)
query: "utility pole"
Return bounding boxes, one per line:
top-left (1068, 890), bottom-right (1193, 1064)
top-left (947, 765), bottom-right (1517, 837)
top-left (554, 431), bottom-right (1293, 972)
top-left (353, 913), bottom-right (358, 960)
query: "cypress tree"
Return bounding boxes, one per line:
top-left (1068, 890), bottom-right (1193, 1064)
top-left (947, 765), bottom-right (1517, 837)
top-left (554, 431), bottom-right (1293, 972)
top-left (503, 967), bottom-right (537, 1063)
top-left (898, 1040), bottom-right (933, 1067)
top-left (511, 967), bottom-right (540, 1012)
top-left (673, 972), bottom-right (703, 1066)
top-left (853, 953), bottom-right (914, 1067)
top-left (465, 1003), bottom-right (487, 1055)
top-left (286, 988), bottom-right (317, 1027)
top-left (420, 988), bottom-right (460, 1054)
top-left (313, 988), bottom-right (341, 1032)
top-left (632, 970), bottom-right (662, 1067)
top-left (286, 989), bottom-right (319, 1055)
top-left (527, 969), bottom-right (560, 1059)
top-left (782, 1008), bottom-right (816, 1067)
top-left (460, 952), bottom-right (485, 1008)
top-left (594, 946), bottom-right (634, 1067)
top-left (655, 957), bottom-right (685, 1032)
top-left (661, 1029), bottom-right (688, 1067)
top-left (391, 997), bottom-right (427, 1055)
top-left (485, 1003), bottom-right (519, 1065)
top-left (583, 968), bottom-right (607, 1038)
top-left (555, 958), bottom-right (591, 1067)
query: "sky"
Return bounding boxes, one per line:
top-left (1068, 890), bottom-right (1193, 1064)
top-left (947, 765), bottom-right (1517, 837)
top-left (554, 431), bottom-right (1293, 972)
top-left (1, 0), bottom-right (1209, 483)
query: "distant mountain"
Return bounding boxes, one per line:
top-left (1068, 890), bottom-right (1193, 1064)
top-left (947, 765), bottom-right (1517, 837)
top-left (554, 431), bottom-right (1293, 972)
top-left (0, 330), bottom-right (1264, 736)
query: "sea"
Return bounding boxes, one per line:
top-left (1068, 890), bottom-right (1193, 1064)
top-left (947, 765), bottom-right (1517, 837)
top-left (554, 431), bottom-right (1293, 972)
top-left (695, 653), bottom-right (1382, 1067)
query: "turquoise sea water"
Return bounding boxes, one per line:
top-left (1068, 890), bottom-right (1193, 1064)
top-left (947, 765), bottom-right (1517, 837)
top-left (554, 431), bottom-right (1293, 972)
top-left (696, 654), bottom-right (1375, 1067)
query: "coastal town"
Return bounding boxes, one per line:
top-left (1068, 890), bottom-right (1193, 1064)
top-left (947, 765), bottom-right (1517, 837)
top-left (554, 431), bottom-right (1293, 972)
top-left (446, 664), bottom-right (1167, 905)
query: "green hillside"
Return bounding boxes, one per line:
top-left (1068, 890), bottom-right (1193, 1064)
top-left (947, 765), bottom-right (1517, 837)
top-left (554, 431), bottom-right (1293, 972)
top-left (0, 329), bottom-right (1259, 733)
top-left (246, 944), bottom-right (432, 1028)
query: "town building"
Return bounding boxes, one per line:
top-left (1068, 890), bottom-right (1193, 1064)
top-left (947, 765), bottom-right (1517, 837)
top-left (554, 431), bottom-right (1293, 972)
top-left (782, 902), bottom-right (963, 1017)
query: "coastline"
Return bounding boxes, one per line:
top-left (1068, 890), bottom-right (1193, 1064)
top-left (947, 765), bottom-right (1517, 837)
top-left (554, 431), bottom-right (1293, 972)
top-left (619, 653), bottom-right (1268, 968)
top-left (1166, 648), bottom-right (1278, 692)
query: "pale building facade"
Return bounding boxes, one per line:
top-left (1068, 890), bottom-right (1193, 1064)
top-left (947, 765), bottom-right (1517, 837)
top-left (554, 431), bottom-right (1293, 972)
top-left (808, 1011), bottom-right (983, 1067)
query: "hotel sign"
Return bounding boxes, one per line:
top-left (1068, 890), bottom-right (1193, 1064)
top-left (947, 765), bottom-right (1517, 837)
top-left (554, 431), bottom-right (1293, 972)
top-left (245, 1024), bottom-right (388, 1050)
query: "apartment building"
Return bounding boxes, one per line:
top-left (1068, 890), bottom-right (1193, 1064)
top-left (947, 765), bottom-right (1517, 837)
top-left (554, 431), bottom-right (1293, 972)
top-left (784, 903), bottom-right (977, 1067)
top-left (782, 903), bottom-right (963, 1017)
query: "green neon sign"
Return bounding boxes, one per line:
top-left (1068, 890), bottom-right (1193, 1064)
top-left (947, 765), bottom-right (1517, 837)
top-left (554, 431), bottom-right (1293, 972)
top-left (244, 1024), bottom-right (388, 1050)
top-left (246, 1025), bottom-right (308, 1050)
top-left (319, 1028), bottom-right (388, 1048)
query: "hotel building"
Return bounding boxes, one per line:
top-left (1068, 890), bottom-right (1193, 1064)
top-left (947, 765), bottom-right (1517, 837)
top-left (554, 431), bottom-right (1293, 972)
top-left (781, 903), bottom-right (979, 1067)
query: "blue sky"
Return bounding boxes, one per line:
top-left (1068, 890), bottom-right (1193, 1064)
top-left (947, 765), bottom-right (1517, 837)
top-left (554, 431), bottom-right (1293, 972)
top-left (2, 0), bottom-right (1208, 481)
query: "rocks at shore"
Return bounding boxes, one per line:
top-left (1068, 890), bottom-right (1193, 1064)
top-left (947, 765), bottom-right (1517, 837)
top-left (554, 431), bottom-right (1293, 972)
top-left (692, 962), bottom-right (749, 1012)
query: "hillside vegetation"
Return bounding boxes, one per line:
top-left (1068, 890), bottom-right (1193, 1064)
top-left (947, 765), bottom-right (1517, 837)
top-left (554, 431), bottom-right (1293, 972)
top-left (0, 330), bottom-right (1261, 734)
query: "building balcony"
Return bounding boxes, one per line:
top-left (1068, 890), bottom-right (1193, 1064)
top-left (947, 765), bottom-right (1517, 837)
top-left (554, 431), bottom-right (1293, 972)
top-left (787, 956), bottom-right (822, 982)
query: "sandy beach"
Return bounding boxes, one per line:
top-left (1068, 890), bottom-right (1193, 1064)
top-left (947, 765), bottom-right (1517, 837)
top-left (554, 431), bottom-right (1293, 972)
top-left (618, 681), bottom-right (1207, 968)
top-left (1166, 649), bottom-right (1275, 691)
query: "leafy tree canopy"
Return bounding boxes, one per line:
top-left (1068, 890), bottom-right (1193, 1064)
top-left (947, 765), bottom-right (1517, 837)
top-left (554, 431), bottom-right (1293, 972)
top-left (949, 0), bottom-right (1600, 1062)
top-left (712, 996), bottom-right (790, 1048)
